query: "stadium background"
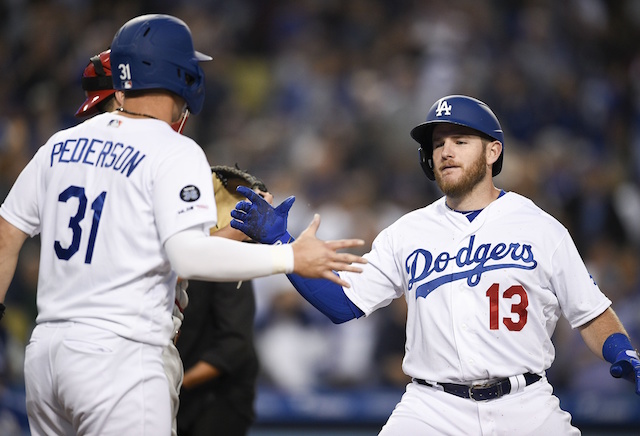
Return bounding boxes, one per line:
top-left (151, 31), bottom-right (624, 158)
top-left (1, 0), bottom-right (640, 434)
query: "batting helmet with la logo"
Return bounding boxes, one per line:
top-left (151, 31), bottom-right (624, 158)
top-left (410, 95), bottom-right (504, 180)
top-left (435, 99), bottom-right (452, 117)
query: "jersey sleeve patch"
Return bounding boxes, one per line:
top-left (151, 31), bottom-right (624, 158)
top-left (180, 185), bottom-right (201, 202)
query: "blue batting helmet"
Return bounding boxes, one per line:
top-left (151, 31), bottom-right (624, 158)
top-left (410, 95), bottom-right (504, 181)
top-left (110, 14), bottom-right (212, 115)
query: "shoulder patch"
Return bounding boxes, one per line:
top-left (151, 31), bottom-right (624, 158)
top-left (180, 185), bottom-right (201, 202)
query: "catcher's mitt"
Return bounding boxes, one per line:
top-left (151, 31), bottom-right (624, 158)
top-left (211, 164), bottom-right (268, 232)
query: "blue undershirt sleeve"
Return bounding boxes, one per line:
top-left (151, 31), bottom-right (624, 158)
top-left (286, 273), bottom-right (365, 324)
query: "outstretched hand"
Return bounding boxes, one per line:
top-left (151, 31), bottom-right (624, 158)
top-left (230, 186), bottom-right (295, 244)
top-left (610, 349), bottom-right (640, 395)
top-left (291, 214), bottom-right (367, 288)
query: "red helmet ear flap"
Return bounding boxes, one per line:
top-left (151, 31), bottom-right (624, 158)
top-left (80, 54), bottom-right (112, 91)
top-left (75, 50), bottom-right (115, 118)
top-left (74, 89), bottom-right (116, 117)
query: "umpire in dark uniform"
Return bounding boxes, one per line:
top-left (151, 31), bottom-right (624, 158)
top-left (176, 279), bottom-right (259, 436)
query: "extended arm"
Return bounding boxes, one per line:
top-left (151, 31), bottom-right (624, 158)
top-left (287, 273), bottom-right (365, 324)
top-left (166, 215), bottom-right (365, 286)
top-left (0, 215), bottom-right (29, 317)
top-left (579, 307), bottom-right (640, 394)
top-left (165, 227), bottom-right (293, 281)
top-left (230, 187), bottom-right (365, 323)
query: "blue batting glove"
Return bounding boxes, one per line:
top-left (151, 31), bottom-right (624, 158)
top-left (609, 350), bottom-right (640, 395)
top-left (603, 333), bottom-right (640, 395)
top-left (230, 185), bottom-right (295, 244)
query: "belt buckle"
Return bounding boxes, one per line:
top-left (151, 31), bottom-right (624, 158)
top-left (468, 381), bottom-right (500, 401)
top-left (468, 385), bottom-right (485, 401)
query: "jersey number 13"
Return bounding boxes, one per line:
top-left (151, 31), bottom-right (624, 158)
top-left (486, 283), bottom-right (528, 331)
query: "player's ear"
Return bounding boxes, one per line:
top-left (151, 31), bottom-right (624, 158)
top-left (486, 140), bottom-right (502, 167)
top-left (114, 91), bottom-right (125, 107)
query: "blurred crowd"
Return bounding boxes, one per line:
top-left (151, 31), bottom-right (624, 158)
top-left (2, 0), bottom-right (640, 429)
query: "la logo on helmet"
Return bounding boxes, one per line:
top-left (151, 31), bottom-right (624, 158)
top-left (435, 99), bottom-right (452, 117)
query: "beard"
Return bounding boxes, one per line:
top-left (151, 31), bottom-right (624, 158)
top-left (435, 149), bottom-right (488, 198)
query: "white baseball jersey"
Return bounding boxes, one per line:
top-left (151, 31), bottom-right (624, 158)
top-left (342, 192), bottom-right (611, 383)
top-left (0, 112), bottom-right (216, 346)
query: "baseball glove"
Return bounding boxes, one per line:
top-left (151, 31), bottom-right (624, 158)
top-left (211, 164), bottom-right (268, 232)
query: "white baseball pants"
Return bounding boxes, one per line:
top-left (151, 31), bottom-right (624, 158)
top-left (24, 321), bottom-right (172, 436)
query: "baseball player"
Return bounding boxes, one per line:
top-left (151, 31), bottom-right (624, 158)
top-left (76, 51), bottom-right (272, 436)
top-left (74, 48), bottom-right (189, 436)
top-left (0, 14), bottom-right (365, 436)
top-left (230, 95), bottom-right (640, 435)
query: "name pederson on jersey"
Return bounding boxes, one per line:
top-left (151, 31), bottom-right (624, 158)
top-left (0, 113), bottom-right (216, 346)
top-left (342, 192), bottom-right (611, 383)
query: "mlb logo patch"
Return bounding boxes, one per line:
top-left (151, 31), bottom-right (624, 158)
top-left (108, 119), bottom-right (122, 128)
top-left (124, 80), bottom-right (133, 89)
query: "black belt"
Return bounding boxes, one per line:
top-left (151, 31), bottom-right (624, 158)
top-left (413, 372), bottom-right (541, 401)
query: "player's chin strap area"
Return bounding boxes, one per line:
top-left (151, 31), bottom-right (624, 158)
top-left (413, 372), bottom-right (542, 401)
top-left (171, 108), bottom-right (190, 134)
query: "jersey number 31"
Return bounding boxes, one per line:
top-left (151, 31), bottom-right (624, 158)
top-left (54, 186), bottom-right (107, 264)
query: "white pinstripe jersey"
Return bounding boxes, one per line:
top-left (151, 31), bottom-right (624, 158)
top-left (342, 192), bottom-right (611, 383)
top-left (0, 113), bottom-right (216, 346)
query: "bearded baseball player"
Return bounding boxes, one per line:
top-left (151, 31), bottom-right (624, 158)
top-left (0, 14), bottom-right (365, 436)
top-left (230, 94), bottom-right (640, 435)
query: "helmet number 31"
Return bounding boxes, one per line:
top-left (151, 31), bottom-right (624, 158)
top-left (118, 63), bottom-right (131, 80)
top-left (118, 63), bottom-right (132, 88)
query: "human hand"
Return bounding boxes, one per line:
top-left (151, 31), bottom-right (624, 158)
top-left (211, 164), bottom-right (270, 232)
top-left (214, 188), bottom-right (274, 242)
top-left (609, 349), bottom-right (640, 395)
top-left (290, 214), bottom-right (367, 287)
top-left (230, 186), bottom-right (295, 244)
